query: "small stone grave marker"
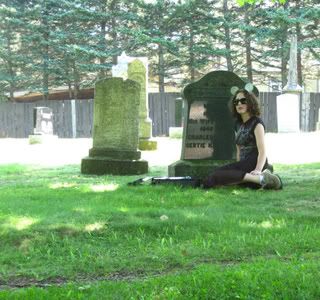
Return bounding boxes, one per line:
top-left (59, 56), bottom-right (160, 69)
top-left (33, 107), bottom-right (53, 135)
top-left (29, 107), bottom-right (57, 144)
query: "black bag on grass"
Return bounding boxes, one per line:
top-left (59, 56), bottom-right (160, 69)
top-left (128, 176), bottom-right (200, 187)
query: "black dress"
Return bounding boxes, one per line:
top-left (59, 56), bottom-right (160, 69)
top-left (202, 116), bottom-right (268, 188)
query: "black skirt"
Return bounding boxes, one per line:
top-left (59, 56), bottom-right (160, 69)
top-left (202, 153), bottom-right (269, 188)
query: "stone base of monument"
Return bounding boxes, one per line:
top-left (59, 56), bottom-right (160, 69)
top-left (168, 160), bottom-right (235, 178)
top-left (138, 139), bottom-right (157, 151)
top-left (28, 134), bottom-right (58, 145)
top-left (81, 148), bottom-right (148, 175)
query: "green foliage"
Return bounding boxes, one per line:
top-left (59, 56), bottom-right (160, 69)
top-left (0, 1), bottom-right (26, 99)
top-left (0, 0), bottom-right (319, 96)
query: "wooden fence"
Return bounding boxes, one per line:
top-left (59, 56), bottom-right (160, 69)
top-left (0, 92), bottom-right (319, 138)
top-left (259, 92), bottom-right (279, 132)
top-left (148, 92), bottom-right (181, 136)
top-left (0, 99), bottom-right (94, 138)
top-left (303, 93), bottom-right (320, 131)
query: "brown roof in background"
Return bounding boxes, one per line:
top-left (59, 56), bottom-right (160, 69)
top-left (12, 88), bottom-right (94, 102)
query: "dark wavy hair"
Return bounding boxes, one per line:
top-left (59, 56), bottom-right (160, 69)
top-left (229, 89), bottom-right (261, 122)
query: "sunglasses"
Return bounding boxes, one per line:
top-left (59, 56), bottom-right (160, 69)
top-left (233, 98), bottom-right (247, 106)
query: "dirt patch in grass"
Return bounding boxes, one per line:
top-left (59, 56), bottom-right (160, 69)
top-left (0, 254), bottom-right (296, 290)
top-left (0, 271), bottom-right (152, 290)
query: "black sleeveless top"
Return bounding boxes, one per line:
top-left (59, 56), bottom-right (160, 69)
top-left (235, 116), bottom-right (265, 161)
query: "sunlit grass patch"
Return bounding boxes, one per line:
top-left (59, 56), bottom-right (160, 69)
top-left (89, 183), bottom-right (119, 192)
top-left (118, 206), bottom-right (129, 212)
top-left (84, 222), bottom-right (106, 232)
top-left (240, 218), bottom-right (286, 229)
top-left (1, 216), bottom-right (38, 231)
top-left (72, 207), bottom-right (90, 213)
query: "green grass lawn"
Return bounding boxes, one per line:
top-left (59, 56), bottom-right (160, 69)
top-left (0, 162), bottom-right (319, 299)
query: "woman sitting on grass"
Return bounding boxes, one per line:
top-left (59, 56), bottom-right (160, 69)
top-left (201, 88), bottom-right (282, 190)
top-left (129, 87), bottom-right (282, 189)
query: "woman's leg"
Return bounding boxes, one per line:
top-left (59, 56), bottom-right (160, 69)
top-left (202, 156), bottom-right (268, 188)
top-left (242, 173), bottom-right (260, 184)
top-left (202, 160), bottom-right (254, 188)
top-left (203, 167), bottom-right (282, 189)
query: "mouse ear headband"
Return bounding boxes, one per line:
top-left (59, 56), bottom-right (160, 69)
top-left (230, 83), bottom-right (254, 95)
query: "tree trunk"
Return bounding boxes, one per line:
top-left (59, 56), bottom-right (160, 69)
top-left (280, 25), bottom-right (290, 87)
top-left (280, 2), bottom-right (289, 88)
top-left (99, 21), bottom-right (106, 79)
top-left (110, 0), bottom-right (118, 66)
top-left (245, 34), bottom-right (253, 82)
top-left (295, 1), bottom-right (303, 87)
top-left (189, 29), bottom-right (195, 82)
top-left (68, 82), bottom-right (73, 100)
top-left (41, 3), bottom-right (49, 101)
top-left (296, 25), bottom-right (303, 87)
top-left (6, 36), bottom-right (15, 101)
top-left (223, 0), bottom-right (233, 72)
top-left (244, 9), bottom-right (253, 82)
top-left (158, 43), bottom-right (165, 93)
top-left (9, 81), bottom-right (14, 101)
top-left (64, 58), bottom-right (73, 99)
top-left (73, 60), bottom-right (80, 100)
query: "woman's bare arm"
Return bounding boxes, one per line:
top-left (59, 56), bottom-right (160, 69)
top-left (251, 123), bottom-right (267, 174)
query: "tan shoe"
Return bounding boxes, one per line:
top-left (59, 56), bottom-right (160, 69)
top-left (261, 169), bottom-right (283, 190)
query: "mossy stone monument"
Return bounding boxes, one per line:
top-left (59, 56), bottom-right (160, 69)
top-left (81, 77), bottom-right (148, 175)
top-left (128, 59), bottom-right (157, 151)
top-left (168, 70), bottom-right (258, 178)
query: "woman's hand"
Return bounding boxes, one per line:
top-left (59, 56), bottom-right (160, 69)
top-left (250, 170), bottom-right (262, 175)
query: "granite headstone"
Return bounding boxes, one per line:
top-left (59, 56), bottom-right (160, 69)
top-left (169, 70), bottom-right (259, 177)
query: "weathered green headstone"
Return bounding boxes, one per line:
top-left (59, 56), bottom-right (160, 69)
top-left (168, 71), bottom-right (258, 177)
top-left (128, 59), bottom-right (157, 150)
top-left (81, 77), bottom-right (148, 175)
